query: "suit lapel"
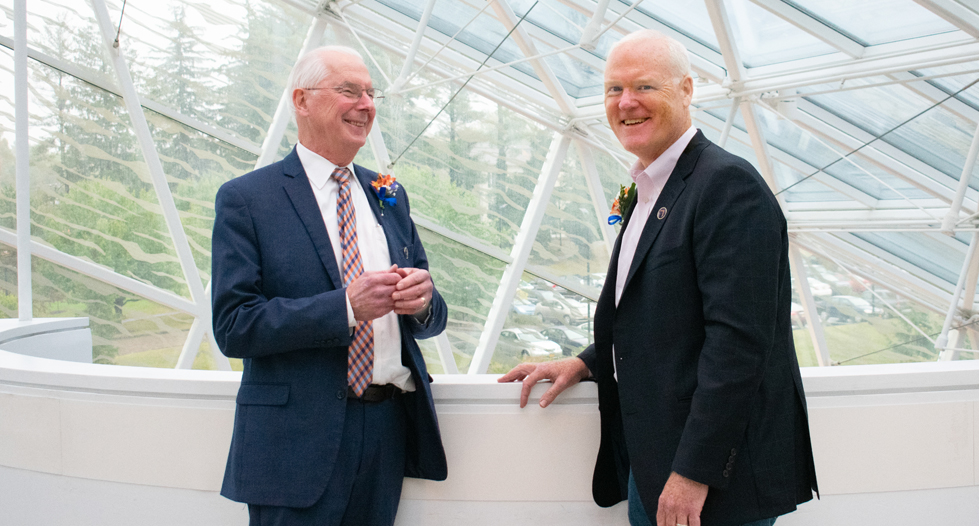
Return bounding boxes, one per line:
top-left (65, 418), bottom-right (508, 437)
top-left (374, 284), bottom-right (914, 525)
top-left (621, 131), bottom-right (710, 294)
top-left (280, 148), bottom-right (344, 289)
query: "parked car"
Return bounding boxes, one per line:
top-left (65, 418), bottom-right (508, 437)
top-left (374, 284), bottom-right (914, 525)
top-left (510, 297), bottom-right (537, 317)
top-left (860, 289), bottom-right (912, 317)
top-left (541, 327), bottom-right (589, 356)
top-left (807, 278), bottom-right (833, 297)
top-left (497, 328), bottom-right (563, 359)
top-left (790, 302), bottom-right (807, 329)
top-left (822, 295), bottom-right (874, 324)
top-left (534, 296), bottom-right (588, 326)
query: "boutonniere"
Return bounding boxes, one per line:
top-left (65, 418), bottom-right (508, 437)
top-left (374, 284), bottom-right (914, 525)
top-left (608, 182), bottom-right (636, 225)
top-left (370, 173), bottom-right (398, 212)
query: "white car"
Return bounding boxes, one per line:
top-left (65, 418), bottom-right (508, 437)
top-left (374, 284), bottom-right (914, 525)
top-left (497, 328), bottom-right (563, 359)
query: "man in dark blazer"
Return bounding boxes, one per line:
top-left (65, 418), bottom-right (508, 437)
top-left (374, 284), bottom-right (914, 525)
top-left (501, 30), bottom-right (817, 526)
top-left (211, 46), bottom-right (447, 526)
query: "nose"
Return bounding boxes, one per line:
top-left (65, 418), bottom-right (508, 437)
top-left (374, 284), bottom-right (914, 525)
top-left (618, 89), bottom-right (639, 109)
top-left (355, 90), bottom-right (374, 110)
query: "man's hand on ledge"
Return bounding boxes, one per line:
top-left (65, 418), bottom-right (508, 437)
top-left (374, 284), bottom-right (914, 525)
top-left (498, 358), bottom-right (591, 409)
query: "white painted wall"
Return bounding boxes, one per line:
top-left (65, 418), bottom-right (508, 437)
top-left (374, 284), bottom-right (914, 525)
top-left (1, 342), bottom-right (979, 525)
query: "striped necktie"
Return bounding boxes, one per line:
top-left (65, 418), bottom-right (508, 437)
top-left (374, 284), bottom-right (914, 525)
top-left (332, 167), bottom-right (373, 397)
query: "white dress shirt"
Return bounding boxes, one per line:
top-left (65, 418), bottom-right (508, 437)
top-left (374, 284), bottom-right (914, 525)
top-left (611, 126), bottom-right (697, 377)
top-left (615, 125), bottom-right (698, 307)
top-left (296, 143), bottom-right (414, 392)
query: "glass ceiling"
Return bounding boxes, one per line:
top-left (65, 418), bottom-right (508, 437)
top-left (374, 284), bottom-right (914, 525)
top-left (1, 0), bottom-right (978, 371)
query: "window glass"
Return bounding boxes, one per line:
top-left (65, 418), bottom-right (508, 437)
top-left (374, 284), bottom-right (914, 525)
top-left (529, 142), bottom-right (610, 290)
top-left (113, 0), bottom-right (309, 148)
top-left (791, 247), bottom-right (951, 366)
top-left (19, 58), bottom-right (189, 298)
top-left (726, 0), bottom-right (837, 67)
top-left (418, 230), bottom-right (506, 374)
top-left (786, 0), bottom-right (956, 46)
top-left (853, 232), bottom-right (965, 286)
top-left (494, 274), bottom-right (594, 373)
top-left (15, 0), bottom-right (117, 89)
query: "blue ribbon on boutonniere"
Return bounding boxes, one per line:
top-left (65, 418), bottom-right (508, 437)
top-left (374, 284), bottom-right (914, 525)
top-left (608, 182), bottom-right (637, 225)
top-left (371, 174), bottom-right (398, 211)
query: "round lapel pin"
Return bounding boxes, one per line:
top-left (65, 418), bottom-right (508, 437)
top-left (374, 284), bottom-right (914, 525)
top-left (657, 207), bottom-right (668, 220)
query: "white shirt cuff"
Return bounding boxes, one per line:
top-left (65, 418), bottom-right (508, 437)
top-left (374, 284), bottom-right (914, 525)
top-left (345, 291), bottom-right (356, 328)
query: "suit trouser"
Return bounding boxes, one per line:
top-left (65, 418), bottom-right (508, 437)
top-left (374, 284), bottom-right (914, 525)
top-left (249, 395), bottom-right (408, 526)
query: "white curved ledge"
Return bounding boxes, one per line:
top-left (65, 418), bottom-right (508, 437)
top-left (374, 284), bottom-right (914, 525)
top-left (1, 341), bottom-right (979, 524)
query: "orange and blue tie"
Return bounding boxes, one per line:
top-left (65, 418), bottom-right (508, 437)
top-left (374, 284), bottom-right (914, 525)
top-left (333, 167), bottom-right (373, 397)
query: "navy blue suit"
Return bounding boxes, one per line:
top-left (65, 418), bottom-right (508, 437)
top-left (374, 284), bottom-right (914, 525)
top-left (211, 148), bottom-right (447, 509)
top-left (579, 132), bottom-right (817, 525)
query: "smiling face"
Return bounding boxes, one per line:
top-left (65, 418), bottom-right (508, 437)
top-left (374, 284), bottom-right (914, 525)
top-left (293, 50), bottom-right (375, 166)
top-left (604, 36), bottom-right (693, 167)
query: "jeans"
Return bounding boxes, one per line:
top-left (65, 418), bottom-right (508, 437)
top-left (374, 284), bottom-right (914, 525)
top-left (627, 471), bottom-right (777, 526)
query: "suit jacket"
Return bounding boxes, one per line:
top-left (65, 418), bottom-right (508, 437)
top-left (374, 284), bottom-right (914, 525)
top-left (579, 131), bottom-right (817, 525)
top-left (211, 147), bottom-right (448, 508)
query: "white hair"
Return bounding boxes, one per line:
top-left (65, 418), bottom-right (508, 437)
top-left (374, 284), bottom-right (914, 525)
top-left (288, 45), bottom-right (365, 94)
top-left (609, 29), bottom-right (690, 80)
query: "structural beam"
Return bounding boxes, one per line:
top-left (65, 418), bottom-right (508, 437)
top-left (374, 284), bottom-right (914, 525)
top-left (0, 35), bottom-right (261, 156)
top-left (717, 97), bottom-right (740, 149)
top-left (14, 0), bottom-right (31, 321)
top-left (576, 139), bottom-right (616, 256)
top-left (490, 0), bottom-right (577, 115)
top-left (387, 0), bottom-right (437, 94)
top-left (0, 228), bottom-right (198, 315)
top-left (578, 0), bottom-right (612, 51)
top-left (789, 245), bottom-right (831, 366)
top-left (937, 231), bottom-right (979, 359)
top-left (255, 16), bottom-right (328, 169)
top-left (91, 0), bottom-right (208, 308)
top-left (749, 0), bottom-right (865, 58)
top-left (942, 120), bottom-right (979, 234)
top-left (692, 41), bottom-right (979, 104)
top-left (469, 132), bottom-right (571, 374)
top-left (704, 0), bottom-right (746, 83)
top-left (912, 0), bottom-right (979, 39)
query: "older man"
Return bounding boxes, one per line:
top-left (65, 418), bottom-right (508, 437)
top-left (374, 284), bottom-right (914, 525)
top-left (501, 30), bottom-right (817, 526)
top-left (211, 46), bottom-right (447, 526)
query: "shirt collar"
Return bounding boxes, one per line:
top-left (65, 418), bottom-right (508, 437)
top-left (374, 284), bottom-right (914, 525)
top-left (629, 125), bottom-right (698, 186)
top-left (296, 142), bottom-right (354, 190)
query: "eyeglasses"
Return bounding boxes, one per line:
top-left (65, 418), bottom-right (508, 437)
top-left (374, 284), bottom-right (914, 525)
top-left (304, 84), bottom-right (384, 105)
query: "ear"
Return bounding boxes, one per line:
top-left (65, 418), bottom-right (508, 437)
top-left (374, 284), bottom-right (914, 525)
top-left (680, 75), bottom-right (694, 107)
top-left (292, 88), bottom-right (308, 117)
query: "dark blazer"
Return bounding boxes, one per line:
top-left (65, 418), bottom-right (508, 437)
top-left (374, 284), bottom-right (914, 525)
top-left (579, 131), bottom-right (817, 525)
top-left (211, 147), bottom-right (448, 508)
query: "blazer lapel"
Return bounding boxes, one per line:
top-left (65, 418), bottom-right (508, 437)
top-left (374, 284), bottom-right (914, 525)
top-left (621, 131), bottom-right (710, 294)
top-left (280, 148), bottom-right (344, 289)
top-left (354, 165), bottom-right (384, 227)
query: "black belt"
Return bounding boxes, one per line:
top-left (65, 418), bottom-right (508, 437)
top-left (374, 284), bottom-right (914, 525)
top-left (347, 384), bottom-right (402, 403)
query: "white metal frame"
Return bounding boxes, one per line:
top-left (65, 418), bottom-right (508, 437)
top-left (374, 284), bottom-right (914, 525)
top-left (13, 0), bottom-right (30, 321)
top-left (7, 0), bottom-right (979, 372)
top-left (90, 0), bottom-right (229, 370)
top-left (469, 132), bottom-right (572, 374)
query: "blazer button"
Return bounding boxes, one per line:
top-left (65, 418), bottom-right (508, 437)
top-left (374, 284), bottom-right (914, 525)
top-left (726, 462), bottom-right (734, 470)
top-left (730, 448), bottom-right (737, 456)
top-left (336, 389), bottom-right (346, 400)
top-left (722, 469), bottom-right (730, 478)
